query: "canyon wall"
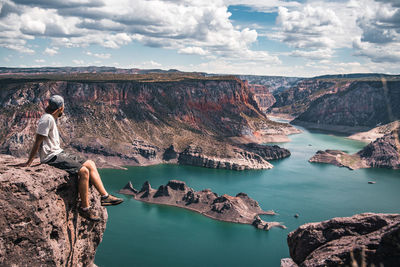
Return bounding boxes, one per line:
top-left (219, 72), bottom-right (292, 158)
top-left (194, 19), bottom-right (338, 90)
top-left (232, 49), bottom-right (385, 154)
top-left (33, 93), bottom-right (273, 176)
top-left (248, 83), bottom-right (276, 112)
top-left (0, 74), bottom-right (295, 170)
top-left (272, 79), bottom-right (350, 116)
top-left (293, 80), bottom-right (400, 128)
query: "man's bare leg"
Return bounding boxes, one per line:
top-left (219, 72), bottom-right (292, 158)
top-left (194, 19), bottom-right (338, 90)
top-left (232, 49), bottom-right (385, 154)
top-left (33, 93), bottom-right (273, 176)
top-left (79, 159), bottom-right (123, 208)
top-left (82, 160), bottom-right (107, 197)
top-left (78, 165), bottom-right (101, 221)
top-left (78, 166), bottom-right (90, 208)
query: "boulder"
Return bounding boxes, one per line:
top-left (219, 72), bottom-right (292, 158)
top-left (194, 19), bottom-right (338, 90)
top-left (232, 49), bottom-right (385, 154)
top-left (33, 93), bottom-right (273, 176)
top-left (287, 213), bottom-right (400, 267)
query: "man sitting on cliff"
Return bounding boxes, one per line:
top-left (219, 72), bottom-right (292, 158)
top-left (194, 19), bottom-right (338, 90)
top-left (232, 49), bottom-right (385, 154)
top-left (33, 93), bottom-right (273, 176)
top-left (19, 95), bottom-right (123, 221)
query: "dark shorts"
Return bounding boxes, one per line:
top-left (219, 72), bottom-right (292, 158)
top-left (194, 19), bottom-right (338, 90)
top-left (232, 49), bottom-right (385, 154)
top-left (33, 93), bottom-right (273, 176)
top-left (46, 152), bottom-right (87, 175)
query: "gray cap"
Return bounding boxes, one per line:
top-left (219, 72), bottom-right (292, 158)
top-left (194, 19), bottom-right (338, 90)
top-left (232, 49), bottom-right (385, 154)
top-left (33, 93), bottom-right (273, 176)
top-left (48, 95), bottom-right (64, 110)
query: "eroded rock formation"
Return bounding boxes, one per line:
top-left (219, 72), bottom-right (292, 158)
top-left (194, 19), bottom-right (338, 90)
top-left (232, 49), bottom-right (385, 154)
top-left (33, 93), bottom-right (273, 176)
top-left (309, 128), bottom-right (400, 170)
top-left (119, 180), bottom-right (285, 230)
top-left (177, 144), bottom-right (275, 170)
top-left (284, 213), bottom-right (400, 267)
top-left (0, 154), bottom-right (107, 266)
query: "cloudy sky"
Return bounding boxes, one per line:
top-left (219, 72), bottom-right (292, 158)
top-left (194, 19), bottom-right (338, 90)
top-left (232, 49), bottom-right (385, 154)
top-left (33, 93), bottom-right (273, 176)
top-left (0, 0), bottom-right (399, 77)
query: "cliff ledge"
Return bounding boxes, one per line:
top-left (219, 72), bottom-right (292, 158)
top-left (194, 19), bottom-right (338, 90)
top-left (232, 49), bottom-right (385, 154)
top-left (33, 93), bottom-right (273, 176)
top-left (0, 154), bottom-right (107, 266)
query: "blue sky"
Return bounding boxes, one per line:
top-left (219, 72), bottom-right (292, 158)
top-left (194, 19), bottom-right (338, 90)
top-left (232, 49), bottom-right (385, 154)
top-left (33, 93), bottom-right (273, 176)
top-left (0, 0), bottom-right (399, 77)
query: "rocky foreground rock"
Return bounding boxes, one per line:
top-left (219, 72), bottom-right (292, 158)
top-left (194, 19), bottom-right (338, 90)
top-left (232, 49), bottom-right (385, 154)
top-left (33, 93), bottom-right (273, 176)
top-left (281, 213), bottom-right (400, 267)
top-left (119, 180), bottom-right (286, 230)
top-left (0, 154), bottom-right (107, 266)
top-left (309, 128), bottom-right (400, 170)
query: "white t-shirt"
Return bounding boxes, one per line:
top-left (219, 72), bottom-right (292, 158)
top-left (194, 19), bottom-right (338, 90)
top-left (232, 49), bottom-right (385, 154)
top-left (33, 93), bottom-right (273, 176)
top-left (36, 113), bottom-right (63, 163)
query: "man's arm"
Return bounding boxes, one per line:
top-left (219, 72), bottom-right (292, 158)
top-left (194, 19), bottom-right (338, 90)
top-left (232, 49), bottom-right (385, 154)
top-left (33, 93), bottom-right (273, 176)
top-left (19, 134), bottom-right (46, 167)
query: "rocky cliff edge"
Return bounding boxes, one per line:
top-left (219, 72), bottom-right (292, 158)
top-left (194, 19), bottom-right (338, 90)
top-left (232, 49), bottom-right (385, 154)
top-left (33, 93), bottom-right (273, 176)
top-left (281, 213), bottom-right (400, 267)
top-left (0, 154), bottom-right (107, 266)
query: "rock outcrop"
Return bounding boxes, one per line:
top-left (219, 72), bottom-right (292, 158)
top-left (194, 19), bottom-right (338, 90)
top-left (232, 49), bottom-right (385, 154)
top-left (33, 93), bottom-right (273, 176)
top-left (357, 128), bottom-right (400, 169)
top-left (239, 143), bottom-right (291, 161)
top-left (177, 144), bottom-right (274, 170)
top-left (248, 83), bottom-right (276, 112)
top-left (309, 150), bottom-right (368, 170)
top-left (119, 180), bottom-right (285, 230)
top-left (0, 73), bottom-right (296, 170)
top-left (284, 213), bottom-right (400, 267)
top-left (309, 128), bottom-right (400, 170)
top-left (347, 120), bottom-right (400, 143)
top-left (0, 154), bottom-right (107, 266)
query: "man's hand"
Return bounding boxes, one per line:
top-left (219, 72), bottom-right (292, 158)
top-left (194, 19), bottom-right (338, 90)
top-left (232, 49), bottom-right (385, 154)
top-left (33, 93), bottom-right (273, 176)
top-left (19, 134), bottom-right (45, 167)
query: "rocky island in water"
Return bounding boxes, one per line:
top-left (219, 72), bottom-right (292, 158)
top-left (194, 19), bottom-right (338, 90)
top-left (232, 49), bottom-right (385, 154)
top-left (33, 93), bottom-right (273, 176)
top-left (309, 126), bottom-right (400, 170)
top-left (119, 180), bottom-right (286, 230)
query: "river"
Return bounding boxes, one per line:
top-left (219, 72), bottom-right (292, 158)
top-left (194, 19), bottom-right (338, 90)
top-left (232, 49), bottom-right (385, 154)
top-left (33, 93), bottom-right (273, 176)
top-left (95, 124), bottom-right (400, 267)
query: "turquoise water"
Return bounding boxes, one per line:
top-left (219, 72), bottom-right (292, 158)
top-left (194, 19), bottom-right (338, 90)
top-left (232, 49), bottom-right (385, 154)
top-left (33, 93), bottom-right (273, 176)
top-left (95, 125), bottom-right (400, 267)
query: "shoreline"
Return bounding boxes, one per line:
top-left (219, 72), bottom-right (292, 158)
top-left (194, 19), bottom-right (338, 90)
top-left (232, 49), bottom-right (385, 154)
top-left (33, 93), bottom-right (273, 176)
top-left (290, 120), bottom-right (371, 135)
top-left (266, 112), bottom-right (296, 122)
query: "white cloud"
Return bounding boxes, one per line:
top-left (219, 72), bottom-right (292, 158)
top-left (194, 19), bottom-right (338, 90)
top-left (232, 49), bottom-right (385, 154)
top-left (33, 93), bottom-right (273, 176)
top-left (224, 0), bottom-right (301, 12)
top-left (271, 0), bottom-right (400, 64)
top-left (86, 51), bottom-right (111, 59)
top-left (178, 46), bottom-right (209, 56)
top-left (1, 0), bottom-right (399, 74)
top-left (275, 5), bottom-right (344, 49)
top-left (0, 0), bottom-right (278, 66)
top-left (134, 60), bottom-right (162, 69)
top-left (44, 47), bottom-right (58, 55)
top-left (35, 59), bottom-right (45, 63)
top-left (2, 43), bottom-right (35, 54)
top-left (19, 7), bottom-right (82, 37)
top-left (351, 0), bottom-right (400, 63)
top-left (290, 49), bottom-right (333, 60)
top-left (353, 38), bottom-right (400, 63)
top-left (72, 59), bottom-right (84, 65)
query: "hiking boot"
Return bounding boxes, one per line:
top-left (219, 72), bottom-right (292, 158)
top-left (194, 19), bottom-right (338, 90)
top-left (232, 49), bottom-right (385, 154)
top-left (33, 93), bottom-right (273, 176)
top-left (79, 207), bottom-right (101, 222)
top-left (101, 194), bottom-right (124, 206)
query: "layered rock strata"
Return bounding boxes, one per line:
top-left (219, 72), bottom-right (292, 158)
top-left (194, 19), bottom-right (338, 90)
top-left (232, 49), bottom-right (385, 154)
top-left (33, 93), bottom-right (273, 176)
top-left (283, 213), bottom-right (400, 267)
top-left (272, 79), bottom-right (344, 116)
top-left (248, 83), bottom-right (276, 112)
top-left (0, 154), bottom-right (107, 266)
top-left (177, 144), bottom-right (276, 170)
top-left (119, 180), bottom-right (285, 230)
top-left (0, 74), bottom-right (296, 170)
top-left (292, 80), bottom-right (400, 130)
top-left (309, 128), bottom-right (400, 170)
